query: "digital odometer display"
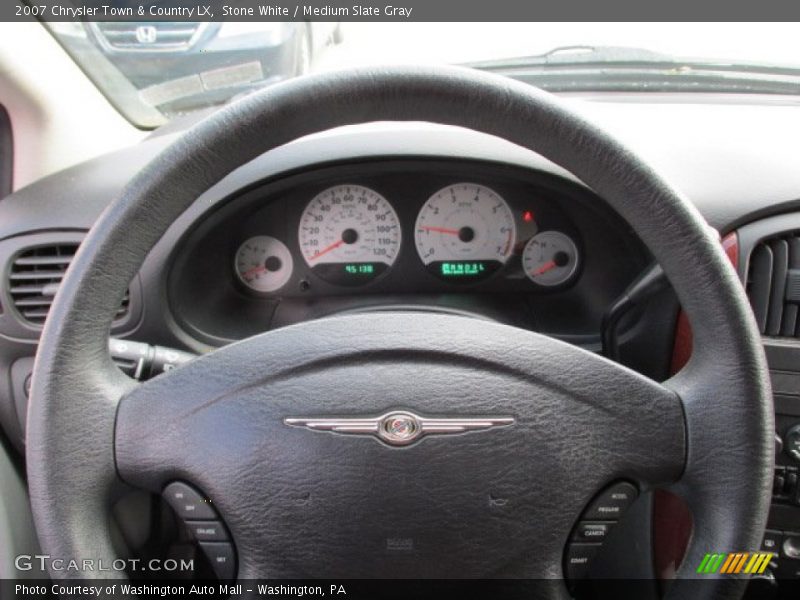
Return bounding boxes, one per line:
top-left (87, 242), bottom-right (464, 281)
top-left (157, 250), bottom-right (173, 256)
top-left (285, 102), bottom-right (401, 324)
top-left (298, 185), bottom-right (401, 286)
top-left (438, 261), bottom-right (500, 278)
top-left (414, 183), bottom-right (516, 283)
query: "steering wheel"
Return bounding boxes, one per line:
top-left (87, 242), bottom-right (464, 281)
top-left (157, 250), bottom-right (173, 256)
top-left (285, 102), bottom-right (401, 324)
top-left (27, 66), bottom-right (773, 598)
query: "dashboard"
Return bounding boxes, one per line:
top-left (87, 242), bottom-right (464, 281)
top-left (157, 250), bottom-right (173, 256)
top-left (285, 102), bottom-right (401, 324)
top-left (167, 159), bottom-right (647, 345)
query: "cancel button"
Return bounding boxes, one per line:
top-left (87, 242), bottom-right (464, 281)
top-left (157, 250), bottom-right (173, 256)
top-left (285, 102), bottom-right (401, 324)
top-left (572, 521), bottom-right (615, 542)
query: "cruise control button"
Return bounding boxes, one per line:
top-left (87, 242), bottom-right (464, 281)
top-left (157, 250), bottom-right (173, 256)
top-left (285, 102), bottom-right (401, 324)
top-left (565, 543), bottom-right (601, 580)
top-left (572, 521), bottom-right (614, 543)
top-left (187, 520), bottom-right (228, 542)
top-left (163, 482), bottom-right (217, 520)
top-left (583, 482), bottom-right (638, 520)
top-left (200, 542), bottom-right (236, 580)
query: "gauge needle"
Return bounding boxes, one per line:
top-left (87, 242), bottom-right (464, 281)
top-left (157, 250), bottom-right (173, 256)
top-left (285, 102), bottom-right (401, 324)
top-left (421, 225), bottom-right (460, 235)
top-left (311, 238), bottom-right (345, 260)
top-left (243, 265), bottom-right (267, 278)
top-left (532, 260), bottom-right (557, 276)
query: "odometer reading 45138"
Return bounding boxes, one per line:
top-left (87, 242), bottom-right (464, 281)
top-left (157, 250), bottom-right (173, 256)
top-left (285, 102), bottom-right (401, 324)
top-left (298, 185), bottom-right (401, 286)
top-left (414, 183), bottom-right (516, 282)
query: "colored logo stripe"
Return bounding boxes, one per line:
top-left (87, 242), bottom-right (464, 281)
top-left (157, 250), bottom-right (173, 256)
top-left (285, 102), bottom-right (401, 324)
top-left (697, 552), bottom-right (773, 575)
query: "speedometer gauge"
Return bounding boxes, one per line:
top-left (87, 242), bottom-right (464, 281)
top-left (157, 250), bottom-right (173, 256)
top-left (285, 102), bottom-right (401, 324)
top-left (298, 185), bottom-right (401, 286)
top-left (415, 183), bottom-right (516, 282)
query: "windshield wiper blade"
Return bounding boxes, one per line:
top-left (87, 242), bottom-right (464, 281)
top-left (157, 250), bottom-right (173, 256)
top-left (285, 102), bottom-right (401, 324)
top-left (467, 46), bottom-right (678, 70)
top-left (469, 45), bottom-right (800, 75)
top-left (468, 45), bottom-right (800, 96)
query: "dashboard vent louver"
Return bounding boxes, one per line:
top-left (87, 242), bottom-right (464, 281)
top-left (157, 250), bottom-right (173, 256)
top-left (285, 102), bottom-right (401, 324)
top-left (8, 244), bottom-right (130, 326)
top-left (746, 233), bottom-right (800, 337)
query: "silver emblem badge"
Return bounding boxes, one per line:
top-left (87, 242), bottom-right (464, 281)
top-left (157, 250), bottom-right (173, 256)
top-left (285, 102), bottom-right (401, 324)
top-left (135, 26), bottom-right (158, 44)
top-left (284, 410), bottom-right (514, 446)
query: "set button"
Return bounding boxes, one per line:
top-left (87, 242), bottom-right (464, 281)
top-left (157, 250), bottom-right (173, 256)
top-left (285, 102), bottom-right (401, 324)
top-left (199, 542), bottom-right (236, 579)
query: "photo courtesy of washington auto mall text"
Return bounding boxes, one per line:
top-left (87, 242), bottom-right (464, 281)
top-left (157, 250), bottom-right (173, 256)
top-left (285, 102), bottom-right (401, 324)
top-left (15, 583), bottom-right (347, 598)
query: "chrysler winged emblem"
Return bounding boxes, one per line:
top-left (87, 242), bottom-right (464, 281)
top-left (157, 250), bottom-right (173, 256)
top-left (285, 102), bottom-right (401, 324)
top-left (284, 410), bottom-right (514, 446)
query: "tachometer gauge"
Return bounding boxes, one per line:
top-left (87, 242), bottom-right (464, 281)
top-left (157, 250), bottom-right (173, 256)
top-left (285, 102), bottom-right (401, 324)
top-left (235, 236), bottom-right (294, 293)
top-left (415, 183), bottom-right (515, 282)
top-left (298, 185), bottom-right (401, 286)
top-left (522, 231), bottom-right (579, 287)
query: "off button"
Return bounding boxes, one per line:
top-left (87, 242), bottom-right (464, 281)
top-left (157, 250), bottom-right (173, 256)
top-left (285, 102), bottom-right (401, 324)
top-left (583, 482), bottom-right (638, 521)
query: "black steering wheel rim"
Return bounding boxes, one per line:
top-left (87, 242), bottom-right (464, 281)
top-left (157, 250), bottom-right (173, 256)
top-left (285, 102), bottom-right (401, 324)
top-left (27, 66), bottom-right (773, 597)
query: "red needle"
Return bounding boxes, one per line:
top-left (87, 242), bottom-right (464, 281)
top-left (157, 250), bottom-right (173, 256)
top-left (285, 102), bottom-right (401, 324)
top-left (421, 226), bottom-right (460, 235)
top-left (533, 260), bottom-right (557, 276)
top-left (243, 265), bottom-right (267, 279)
top-left (310, 238), bottom-right (345, 260)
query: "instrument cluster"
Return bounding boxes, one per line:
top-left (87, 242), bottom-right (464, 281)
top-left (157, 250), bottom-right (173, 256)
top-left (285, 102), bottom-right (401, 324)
top-left (168, 159), bottom-right (647, 345)
top-left (233, 182), bottom-right (581, 294)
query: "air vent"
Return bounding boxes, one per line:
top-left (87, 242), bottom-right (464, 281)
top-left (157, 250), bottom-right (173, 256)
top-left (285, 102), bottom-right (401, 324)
top-left (8, 244), bottom-right (130, 326)
top-left (746, 233), bottom-right (800, 337)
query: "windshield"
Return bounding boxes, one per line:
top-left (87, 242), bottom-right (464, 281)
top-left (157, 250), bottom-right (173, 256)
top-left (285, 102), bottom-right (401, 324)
top-left (47, 22), bottom-right (800, 128)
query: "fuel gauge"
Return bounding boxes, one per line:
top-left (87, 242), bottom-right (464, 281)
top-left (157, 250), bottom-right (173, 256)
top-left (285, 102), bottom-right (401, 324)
top-left (522, 231), bottom-right (579, 287)
top-left (235, 235), bottom-right (294, 293)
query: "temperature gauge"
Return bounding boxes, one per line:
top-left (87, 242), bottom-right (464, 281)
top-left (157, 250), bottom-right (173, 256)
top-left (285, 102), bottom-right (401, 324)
top-left (522, 231), bottom-right (579, 287)
top-left (234, 235), bottom-right (294, 293)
